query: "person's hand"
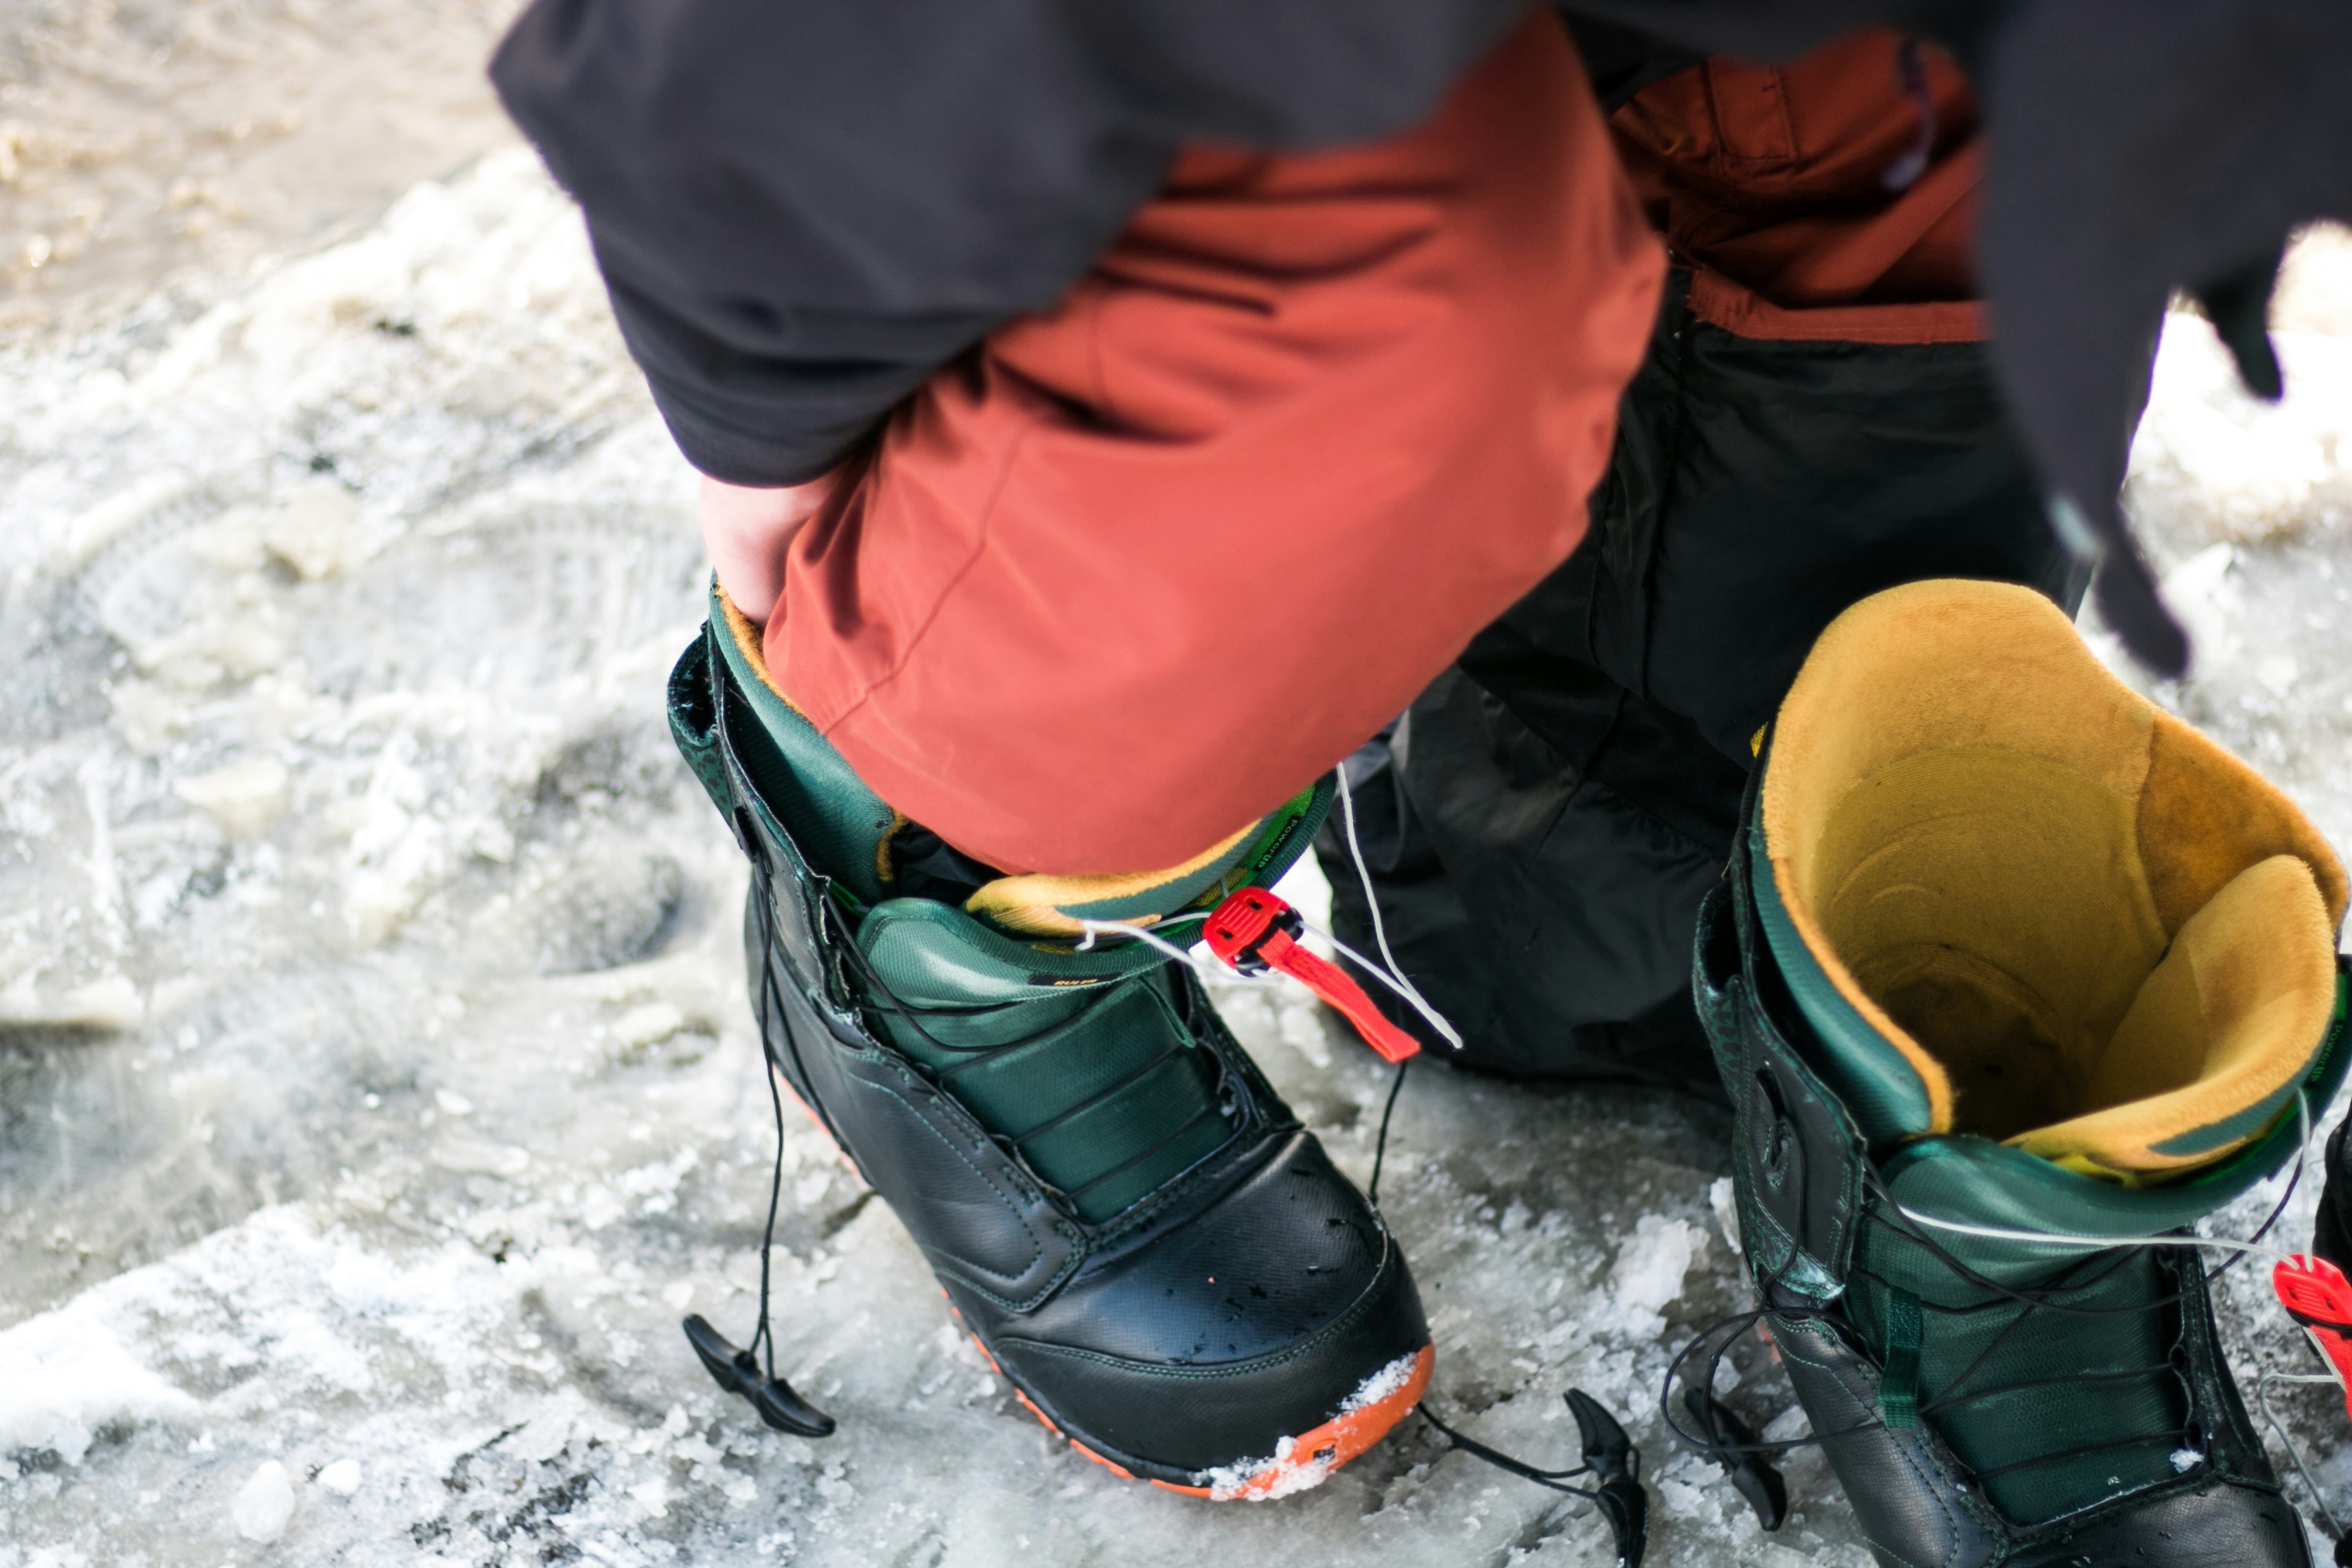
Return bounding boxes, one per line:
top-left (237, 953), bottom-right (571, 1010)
top-left (699, 470), bottom-right (841, 624)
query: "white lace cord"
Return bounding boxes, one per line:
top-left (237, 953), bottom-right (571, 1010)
top-left (1075, 912), bottom-right (1281, 987)
top-left (1072, 910), bottom-right (1444, 1028)
top-left (1333, 762), bottom-right (1464, 1050)
top-left (2261, 1366), bottom-right (2349, 1541)
top-left (1892, 1091), bottom-right (2318, 1273)
top-left (1306, 919), bottom-right (1464, 1050)
top-left (1076, 910), bottom-right (1201, 963)
top-left (1896, 1090), bottom-right (2352, 1530)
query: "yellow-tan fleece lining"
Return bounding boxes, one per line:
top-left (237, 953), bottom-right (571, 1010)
top-left (719, 578), bottom-right (1265, 926)
top-left (963, 820), bottom-right (1260, 939)
top-left (1763, 579), bottom-right (2344, 1175)
top-left (716, 583), bottom-right (803, 714)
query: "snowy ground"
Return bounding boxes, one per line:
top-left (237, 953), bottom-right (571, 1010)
top-left (3, 91), bottom-right (2352, 1568)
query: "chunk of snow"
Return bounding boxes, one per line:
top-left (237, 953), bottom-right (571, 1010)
top-left (1612, 1214), bottom-right (1703, 1319)
top-left (0, 973), bottom-right (144, 1029)
top-left (174, 756), bottom-right (290, 838)
top-left (233, 1459), bottom-right (297, 1541)
top-left (1708, 1175), bottom-right (1742, 1253)
top-left (262, 482), bottom-right (364, 579)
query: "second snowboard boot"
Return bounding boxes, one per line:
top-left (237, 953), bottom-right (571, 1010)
top-left (668, 588), bottom-right (1432, 1498)
top-left (1698, 579), bottom-right (2350, 1566)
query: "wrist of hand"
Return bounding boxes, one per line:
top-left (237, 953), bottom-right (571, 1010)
top-left (699, 470), bottom-right (840, 624)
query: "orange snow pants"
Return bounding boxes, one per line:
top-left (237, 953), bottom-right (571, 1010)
top-left (752, 13), bottom-right (1984, 877)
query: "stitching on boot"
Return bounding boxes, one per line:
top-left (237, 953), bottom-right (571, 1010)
top-left (997, 1236), bottom-right (1403, 1383)
top-left (1776, 1322), bottom-right (1973, 1565)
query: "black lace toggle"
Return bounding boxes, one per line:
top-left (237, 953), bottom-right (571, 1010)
top-left (1418, 1389), bottom-right (1649, 1566)
top-left (683, 1314), bottom-right (837, 1438)
top-left (1679, 1385), bottom-right (1788, 1530)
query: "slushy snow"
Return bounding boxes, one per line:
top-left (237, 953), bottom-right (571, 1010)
top-left (2, 147), bottom-right (2351, 1568)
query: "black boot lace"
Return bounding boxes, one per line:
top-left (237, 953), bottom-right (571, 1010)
top-left (1660, 1091), bottom-right (2339, 1547)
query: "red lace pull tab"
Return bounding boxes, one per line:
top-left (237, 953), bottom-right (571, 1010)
top-left (2273, 1253), bottom-right (2352, 1424)
top-left (1203, 888), bottom-right (1421, 1064)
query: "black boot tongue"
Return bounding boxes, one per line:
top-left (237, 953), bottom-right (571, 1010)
top-left (682, 1314), bottom-right (837, 1438)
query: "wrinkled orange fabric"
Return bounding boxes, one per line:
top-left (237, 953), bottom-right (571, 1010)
top-left (1612, 30), bottom-right (1986, 342)
top-left (760, 12), bottom-right (1664, 875)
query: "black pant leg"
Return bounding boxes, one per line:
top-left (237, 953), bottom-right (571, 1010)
top-left (1315, 276), bottom-right (2087, 1091)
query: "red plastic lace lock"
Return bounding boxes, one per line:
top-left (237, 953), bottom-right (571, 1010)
top-left (1202, 887), bottom-right (1299, 975)
top-left (2272, 1253), bottom-right (2352, 1424)
top-left (1204, 888), bottom-right (1421, 1064)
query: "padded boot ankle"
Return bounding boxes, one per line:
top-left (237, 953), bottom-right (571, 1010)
top-left (667, 590), bottom-right (1432, 1498)
top-left (1694, 579), bottom-right (2350, 1567)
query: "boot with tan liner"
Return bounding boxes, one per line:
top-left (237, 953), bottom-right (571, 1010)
top-left (1689, 578), bottom-right (2349, 1566)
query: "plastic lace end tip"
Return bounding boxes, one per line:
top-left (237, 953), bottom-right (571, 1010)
top-left (1565, 1389), bottom-right (1634, 1475)
top-left (747, 1376), bottom-right (837, 1438)
top-left (681, 1315), bottom-right (836, 1438)
top-left (683, 1314), bottom-right (754, 1393)
top-left (1565, 1388), bottom-right (1651, 1563)
top-left (1680, 1385), bottom-right (1789, 1531)
top-left (1595, 1473), bottom-right (1648, 1568)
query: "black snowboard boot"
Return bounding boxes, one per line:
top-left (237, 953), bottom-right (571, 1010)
top-left (1695, 579), bottom-right (2349, 1566)
top-left (668, 588), bottom-right (1432, 1498)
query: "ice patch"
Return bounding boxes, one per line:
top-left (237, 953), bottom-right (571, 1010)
top-left (0, 1302), bottom-right (198, 1464)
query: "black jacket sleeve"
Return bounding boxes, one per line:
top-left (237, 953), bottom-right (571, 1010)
top-left (490, 0), bottom-right (1524, 485)
top-left (495, 0), bottom-right (2352, 678)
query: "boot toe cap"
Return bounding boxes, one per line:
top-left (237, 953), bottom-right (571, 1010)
top-left (982, 1130), bottom-right (1432, 1483)
top-left (2017, 1476), bottom-right (2314, 1567)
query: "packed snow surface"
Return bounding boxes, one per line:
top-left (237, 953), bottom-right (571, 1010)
top-left (4, 128), bottom-right (2352, 1568)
